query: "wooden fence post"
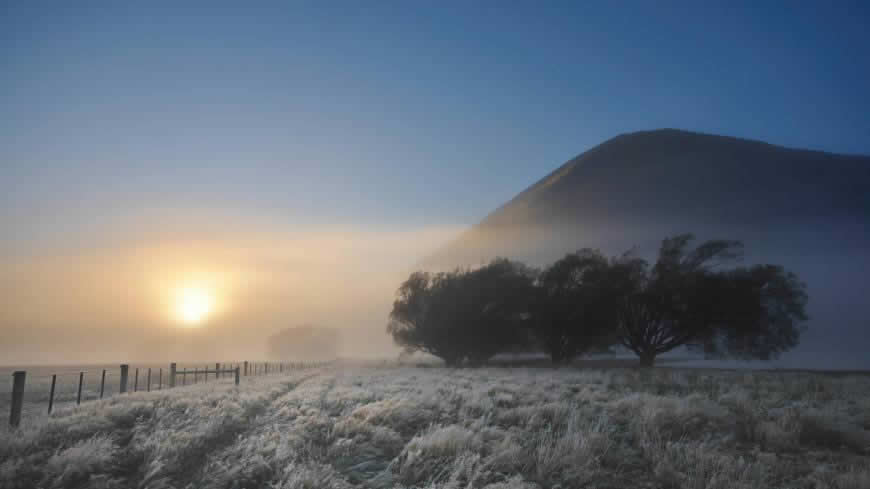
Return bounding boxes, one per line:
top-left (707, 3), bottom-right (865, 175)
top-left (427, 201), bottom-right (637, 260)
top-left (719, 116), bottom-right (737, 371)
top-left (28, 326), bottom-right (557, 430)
top-left (169, 363), bottom-right (176, 388)
top-left (76, 372), bottom-right (84, 405)
top-left (100, 369), bottom-right (106, 399)
top-left (235, 366), bottom-right (240, 386)
top-left (120, 364), bottom-right (129, 394)
top-left (147, 368), bottom-right (151, 392)
top-left (244, 361), bottom-right (248, 376)
top-left (134, 368), bottom-right (139, 392)
top-left (9, 371), bottom-right (25, 427)
top-left (216, 362), bottom-right (221, 379)
top-left (48, 374), bottom-right (57, 414)
top-left (159, 368), bottom-right (163, 389)
top-left (182, 368), bottom-right (187, 386)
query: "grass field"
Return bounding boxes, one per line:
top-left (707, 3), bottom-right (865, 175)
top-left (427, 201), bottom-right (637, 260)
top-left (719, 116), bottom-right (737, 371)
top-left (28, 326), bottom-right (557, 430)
top-left (2, 364), bottom-right (869, 488)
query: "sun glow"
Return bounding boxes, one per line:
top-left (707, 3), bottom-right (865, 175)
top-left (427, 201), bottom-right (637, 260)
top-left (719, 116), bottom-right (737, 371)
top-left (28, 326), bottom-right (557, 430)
top-left (174, 286), bottom-right (214, 326)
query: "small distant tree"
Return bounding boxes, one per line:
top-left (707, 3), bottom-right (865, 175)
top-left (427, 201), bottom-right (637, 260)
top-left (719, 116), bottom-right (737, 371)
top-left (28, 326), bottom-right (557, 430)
top-left (609, 234), bottom-right (808, 367)
top-left (387, 259), bottom-right (535, 366)
top-left (267, 325), bottom-right (339, 361)
top-left (531, 249), bottom-right (616, 364)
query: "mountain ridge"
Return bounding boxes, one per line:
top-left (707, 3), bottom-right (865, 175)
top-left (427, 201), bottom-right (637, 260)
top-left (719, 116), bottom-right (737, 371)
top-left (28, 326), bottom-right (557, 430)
top-left (481, 128), bottom-right (869, 230)
top-left (429, 128), bottom-right (870, 267)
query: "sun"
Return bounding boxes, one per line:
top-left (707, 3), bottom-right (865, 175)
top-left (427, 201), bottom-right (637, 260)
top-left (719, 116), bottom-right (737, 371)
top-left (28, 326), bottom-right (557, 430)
top-left (175, 287), bottom-right (213, 325)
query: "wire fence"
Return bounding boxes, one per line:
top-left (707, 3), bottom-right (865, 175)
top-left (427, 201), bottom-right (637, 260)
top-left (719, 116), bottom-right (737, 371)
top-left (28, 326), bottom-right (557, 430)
top-left (3, 360), bottom-right (328, 427)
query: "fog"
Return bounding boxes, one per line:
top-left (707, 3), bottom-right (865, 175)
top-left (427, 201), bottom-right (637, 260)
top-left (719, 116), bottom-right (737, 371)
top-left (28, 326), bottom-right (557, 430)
top-left (4, 208), bottom-right (867, 369)
top-left (0, 220), bottom-right (462, 365)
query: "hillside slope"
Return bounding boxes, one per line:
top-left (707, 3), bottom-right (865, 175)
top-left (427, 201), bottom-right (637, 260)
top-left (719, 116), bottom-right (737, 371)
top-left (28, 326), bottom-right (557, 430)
top-left (431, 129), bottom-right (870, 265)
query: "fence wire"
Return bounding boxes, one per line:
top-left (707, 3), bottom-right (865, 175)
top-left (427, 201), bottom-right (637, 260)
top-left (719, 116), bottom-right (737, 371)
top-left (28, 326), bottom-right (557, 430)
top-left (4, 361), bottom-right (325, 426)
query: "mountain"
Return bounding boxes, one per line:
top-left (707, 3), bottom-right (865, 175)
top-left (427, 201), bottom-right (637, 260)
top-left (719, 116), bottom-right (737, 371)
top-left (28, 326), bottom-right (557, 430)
top-left (430, 129), bottom-right (870, 266)
top-left (427, 129), bottom-right (870, 367)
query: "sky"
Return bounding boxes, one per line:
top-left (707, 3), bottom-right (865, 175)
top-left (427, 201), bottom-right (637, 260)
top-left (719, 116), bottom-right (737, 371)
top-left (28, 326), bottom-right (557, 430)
top-left (2, 2), bottom-right (869, 364)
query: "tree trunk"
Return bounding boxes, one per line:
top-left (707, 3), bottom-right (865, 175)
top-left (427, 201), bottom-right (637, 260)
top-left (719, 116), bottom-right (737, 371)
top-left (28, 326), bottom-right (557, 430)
top-left (550, 339), bottom-right (575, 367)
top-left (638, 351), bottom-right (656, 367)
top-left (443, 356), bottom-right (462, 368)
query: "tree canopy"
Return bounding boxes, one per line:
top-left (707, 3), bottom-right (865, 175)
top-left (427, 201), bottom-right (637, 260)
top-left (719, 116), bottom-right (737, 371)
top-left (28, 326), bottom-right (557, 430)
top-left (530, 249), bottom-right (616, 364)
top-left (388, 234), bottom-right (808, 367)
top-left (609, 234), bottom-right (807, 366)
top-left (387, 258), bottom-right (535, 366)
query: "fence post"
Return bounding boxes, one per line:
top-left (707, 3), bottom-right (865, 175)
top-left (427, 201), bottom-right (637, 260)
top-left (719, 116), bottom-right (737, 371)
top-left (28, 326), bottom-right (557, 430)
top-left (194, 368), bottom-right (198, 384)
top-left (235, 366), bottom-right (240, 386)
top-left (203, 366), bottom-right (207, 382)
top-left (182, 368), bottom-right (187, 386)
top-left (77, 371), bottom-right (84, 405)
top-left (9, 371), bottom-right (25, 427)
top-left (169, 363), bottom-right (176, 388)
top-left (134, 368), bottom-right (139, 392)
top-left (244, 361), bottom-right (248, 376)
top-left (48, 374), bottom-right (57, 414)
top-left (100, 369), bottom-right (106, 398)
top-left (159, 368), bottom-right (163, 389)
top-left (280, 363), bottom-right (283, 373)
top-left (120, 364), bottom-right (129, 394)
top-left (147, 368), bottom-right (151, 392)
top-left (216, 362), bottom-right (221, 379)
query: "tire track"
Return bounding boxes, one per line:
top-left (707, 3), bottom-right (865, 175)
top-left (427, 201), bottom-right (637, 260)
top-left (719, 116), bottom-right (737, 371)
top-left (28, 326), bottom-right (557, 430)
top-left (129, 371), bottom-right (324, 489)
top-left (188, 370), bottom-right (336, 489)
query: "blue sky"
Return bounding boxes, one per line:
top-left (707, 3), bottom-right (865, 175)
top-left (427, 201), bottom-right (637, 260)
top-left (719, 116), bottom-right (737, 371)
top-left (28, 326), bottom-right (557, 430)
top-left (3, 1), bottom-right (870, 247)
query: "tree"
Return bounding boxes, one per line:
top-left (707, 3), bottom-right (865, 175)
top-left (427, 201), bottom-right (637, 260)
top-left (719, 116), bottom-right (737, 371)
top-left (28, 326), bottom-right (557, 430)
top-left (530, 249), bottom-right (616, 364)
top-left (610, 234), bottom-right (808, 367)
top-left (696, 264), bottom-right (807, 360)
top-left (387, 271), bottom-right (463, 366)
top-left (387, 259), bottom-right (535, 366)
top-left (267, 325), bottom-right (339, 361)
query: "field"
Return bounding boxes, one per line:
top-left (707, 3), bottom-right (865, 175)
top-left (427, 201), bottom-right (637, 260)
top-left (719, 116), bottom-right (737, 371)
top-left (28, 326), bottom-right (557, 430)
top-left (2, 364), bottom-right (869, 489)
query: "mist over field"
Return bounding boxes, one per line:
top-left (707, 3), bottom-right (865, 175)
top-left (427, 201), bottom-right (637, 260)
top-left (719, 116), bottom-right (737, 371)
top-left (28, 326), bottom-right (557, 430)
top-left (0, 217), bottom-right (461, 365)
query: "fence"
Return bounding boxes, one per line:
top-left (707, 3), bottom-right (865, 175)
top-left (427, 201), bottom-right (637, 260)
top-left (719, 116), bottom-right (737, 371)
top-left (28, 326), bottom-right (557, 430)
top-left (5, 361), bottom-right (325, 427)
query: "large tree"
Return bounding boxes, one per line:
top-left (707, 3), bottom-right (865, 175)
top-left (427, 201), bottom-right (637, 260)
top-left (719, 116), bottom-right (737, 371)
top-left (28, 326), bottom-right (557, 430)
top-left (531, 249), bottom-right (616, 364)
top-left (387, 258), bottom-right (535, 366)
top-left (698, 264), bottom-right (807, 360)
top-left (610, 234), bottom-right (808, 366)
top-left (387, 271), bottom-right (462, 366)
